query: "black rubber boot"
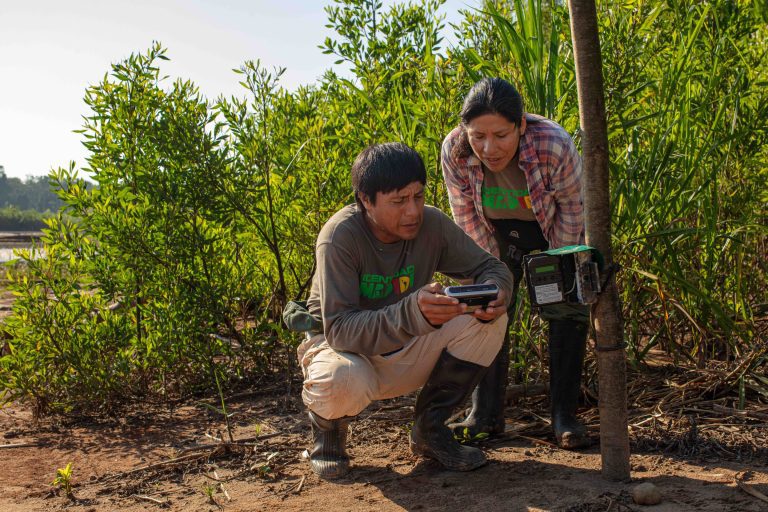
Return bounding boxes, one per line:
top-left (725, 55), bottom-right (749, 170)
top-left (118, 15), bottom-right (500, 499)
top-left (308, 411), bottom-right (352, 479)
top-left (410, 349), bottom-right (489, 471)
top-left (448, 331), bottom-right (509, 438)
top-left (549, 319), bottom-right (590, 449)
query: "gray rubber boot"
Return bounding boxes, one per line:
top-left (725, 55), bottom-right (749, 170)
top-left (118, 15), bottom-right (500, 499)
top-left (549, 319), bottom-right (590, 449)
top-left (410, 349), bottom-right (488, 471)
top-left (448, 331), bottom-right (509, 438)
top-left (308, 411), bottom-right (352, 479)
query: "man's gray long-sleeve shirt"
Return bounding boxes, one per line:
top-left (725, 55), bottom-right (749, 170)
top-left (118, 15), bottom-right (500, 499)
top-left (306, 204), bottom-right (514, 357)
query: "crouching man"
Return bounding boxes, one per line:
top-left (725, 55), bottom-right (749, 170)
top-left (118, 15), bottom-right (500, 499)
top-left (298, 142), bottom-right (513, 479)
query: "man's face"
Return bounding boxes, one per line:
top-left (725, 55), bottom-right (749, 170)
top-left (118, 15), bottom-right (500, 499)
top-left (361, 181), bottom-right (425, 243)
top-left (466, 113), bottom-right (527, 173)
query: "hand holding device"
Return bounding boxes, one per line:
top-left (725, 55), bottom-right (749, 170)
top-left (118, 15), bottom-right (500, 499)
top-left (444, 283), bottom-right (499, 312)
top-left (417, 282), bottom-right (466, 326)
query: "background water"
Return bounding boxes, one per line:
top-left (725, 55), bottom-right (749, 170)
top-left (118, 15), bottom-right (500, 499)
top-left (0, 232), bottom-right (42, 262)
top-left (0, 248), bottom-right (26, 262)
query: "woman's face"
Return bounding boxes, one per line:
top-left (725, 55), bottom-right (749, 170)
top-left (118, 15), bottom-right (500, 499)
top-left (465, 113), bottom-right (526, 173)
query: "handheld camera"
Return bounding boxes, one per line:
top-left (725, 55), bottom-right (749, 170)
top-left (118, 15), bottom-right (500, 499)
top-left (444, 283), bottom-right (499, 312)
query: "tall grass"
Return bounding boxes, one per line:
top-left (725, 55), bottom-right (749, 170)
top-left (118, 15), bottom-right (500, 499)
top-left (603, 1), bottom-right (767, 371)
top-left (450, 0), bottom-right (767, 384)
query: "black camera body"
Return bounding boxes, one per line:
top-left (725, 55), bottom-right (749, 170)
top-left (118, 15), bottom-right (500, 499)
top-left (523, 246), bottom-right (602, 307)
top-left (444, 284), bottom-right (499, 312)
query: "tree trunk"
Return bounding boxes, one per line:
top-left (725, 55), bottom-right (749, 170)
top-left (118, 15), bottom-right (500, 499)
top-left (567, 0), bottom-right (630, 481)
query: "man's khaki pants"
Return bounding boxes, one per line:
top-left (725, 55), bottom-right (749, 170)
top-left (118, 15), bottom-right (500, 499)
top-left (297, 313), bottom-right (507, 420)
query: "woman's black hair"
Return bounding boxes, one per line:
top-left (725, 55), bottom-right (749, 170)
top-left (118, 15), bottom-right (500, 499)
top-left (351, 142), bottom-right (426, 211)
top-left (452, 77), bottom-right (525, 160)
top-left (461, 77), bottom-right (524, 125)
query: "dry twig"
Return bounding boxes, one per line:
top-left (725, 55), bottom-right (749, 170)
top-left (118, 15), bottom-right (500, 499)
top-left (295, 475), bottom-right (306, 494)
top-left (735, 473), bottom-right (768, 505)
top-left (131, 494), bottom-right (168, 505)
top-left (0, 442), bottom-right (38, 449)
top-left (713, 404), bottom-right (768, 421)
top-left (214, 470), bottom-right (231, 502)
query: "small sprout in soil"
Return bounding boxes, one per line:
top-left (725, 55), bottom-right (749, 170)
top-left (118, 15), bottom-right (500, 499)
top-left (455, 427), bottom-right (489, 444)
top-left (254, 463), bottom-right (272, 479)
top-left (202, 483), bottom-right (218, 504)
top-left (51, 462), bottom-right (74, 497)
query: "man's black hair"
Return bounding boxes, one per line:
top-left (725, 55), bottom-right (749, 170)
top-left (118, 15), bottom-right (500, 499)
top-left (351, 142), bottom-right (426, 210)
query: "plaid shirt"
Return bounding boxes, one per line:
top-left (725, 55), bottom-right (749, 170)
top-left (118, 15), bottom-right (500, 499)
top-left (441, 114), bottom-right (585, 258)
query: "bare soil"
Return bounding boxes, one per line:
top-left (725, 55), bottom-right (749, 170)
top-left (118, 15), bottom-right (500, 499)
top-left (1, 375), bottom-right (767, 512)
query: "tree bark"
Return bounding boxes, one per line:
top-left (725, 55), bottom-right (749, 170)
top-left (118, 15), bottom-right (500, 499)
top-left (567, 0), bottom-right (631, 481)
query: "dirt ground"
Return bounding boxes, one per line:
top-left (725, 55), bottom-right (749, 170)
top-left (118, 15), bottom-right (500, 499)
top-left (1, 375), bottom-right (767, 512)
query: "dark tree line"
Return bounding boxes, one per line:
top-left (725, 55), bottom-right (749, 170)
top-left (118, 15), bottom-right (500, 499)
top-left (0, 166), bottom-right (63, 212)
top-left (0, 166), bottom-right (73, 231)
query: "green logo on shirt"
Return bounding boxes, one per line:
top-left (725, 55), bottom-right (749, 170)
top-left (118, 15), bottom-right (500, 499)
top-left (482, 186), bottom-right (532, 210)
top-left (360, 265), bottom-right (415, 299)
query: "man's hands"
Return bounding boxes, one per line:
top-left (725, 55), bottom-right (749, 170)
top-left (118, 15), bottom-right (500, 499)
top-left (473, 280), bottom-right (507, 322)
top-left (417, 281), bottom-right (507, 326)
top-left (417, 282), bottom-right (465, 326)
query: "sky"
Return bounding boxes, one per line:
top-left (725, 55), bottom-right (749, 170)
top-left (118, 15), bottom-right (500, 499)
top-left (0, 0), bottom-right (478, 180)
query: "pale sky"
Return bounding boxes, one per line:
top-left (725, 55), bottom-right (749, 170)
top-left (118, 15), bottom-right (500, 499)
top-left (0, 0), bottom-right (476, 179)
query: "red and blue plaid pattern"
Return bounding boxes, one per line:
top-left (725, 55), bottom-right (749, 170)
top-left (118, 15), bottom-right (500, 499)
top-left (441, 114), bottom-right (585, 257)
